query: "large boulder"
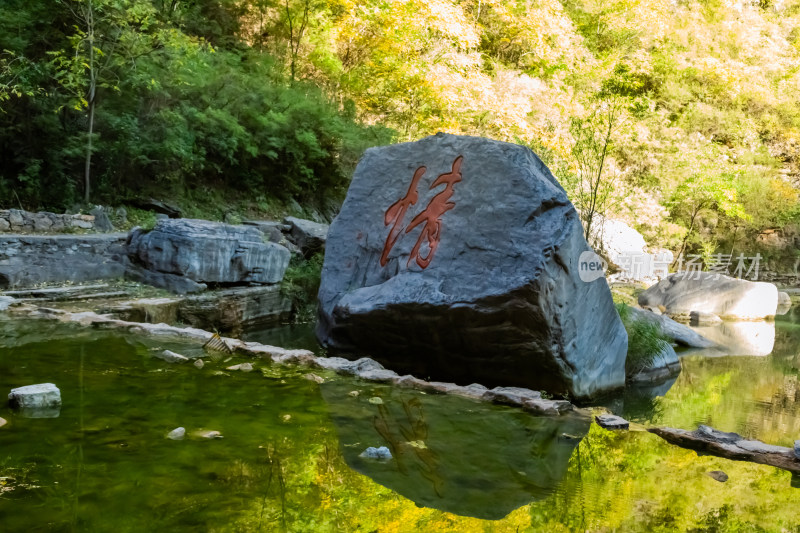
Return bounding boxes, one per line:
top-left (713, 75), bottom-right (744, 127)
top-left (127, 219), bottom-right (290, 285)
top-left (639, 272), bottom-right (779, 320)
top-left (316, 134), bottom-right (627, 400)
top-left (284, 216), bottom-right (329, 256)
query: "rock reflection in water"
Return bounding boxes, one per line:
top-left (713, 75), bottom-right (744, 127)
top-left (320, 381), bottom-right (590, 520)
top-left (691, 320), bottom-right (776, 356)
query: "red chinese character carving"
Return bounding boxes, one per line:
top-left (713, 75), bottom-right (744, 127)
top-left (379, 156), bottom-right (463, 270)
top-left (380, 165), bottom-right (427, 267)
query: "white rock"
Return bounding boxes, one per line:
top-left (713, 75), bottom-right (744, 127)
top-left (0, 296), bottom-right (14, 311)
top-left (639, 272), bottom-right (779, 320)
top-left (359, 446), bottom-right (392, 460)
top-left (226, 363), bottom-right (253, 372)
top-left (167, 427), bottom-right (186, 440)
top-left (193, 359), bottom-right (204, 369)
top-left (156, 350), bottom-right (189, 363)
top-left (8, 383), bottom-right (61, 409)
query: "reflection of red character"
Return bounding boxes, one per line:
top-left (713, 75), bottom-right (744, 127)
top-left (379, 156), bottom-right (463, 270)
top-left (380, 166), bottom-right (426, 267)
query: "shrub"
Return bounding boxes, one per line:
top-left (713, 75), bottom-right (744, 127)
top-left (281, 252), bottom-right (324, 322)
top-left (616, 303), bottom-right (671, 377)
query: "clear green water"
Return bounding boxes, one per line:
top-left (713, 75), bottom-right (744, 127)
top-left (2, 313), bottom-right (800, 532)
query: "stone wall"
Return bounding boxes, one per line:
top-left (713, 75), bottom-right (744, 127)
top-left (0, 234), bottom-right (127, 288)
top-left (0, 209), bottom-right (97, 233)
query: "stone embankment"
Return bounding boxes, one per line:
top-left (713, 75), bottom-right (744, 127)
top-left (0, 209), bottom-right (99, 233)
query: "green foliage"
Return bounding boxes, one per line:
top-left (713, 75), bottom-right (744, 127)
top-left (616, 303), bottom-right (671, 377)
top-left (281, 252), bottom-right (324, 322)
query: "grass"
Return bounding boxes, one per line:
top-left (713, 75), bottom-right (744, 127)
top-left (616, 303), bottom-right (672, 377)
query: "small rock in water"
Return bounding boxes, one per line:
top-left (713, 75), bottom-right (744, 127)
top-left (167, 427), bottom-right (186, 440)
top-left (8, 383), bottom-right (61, 409)
top-left (595, 414), bottom-right (630, 430)
top-left (193, 359), bottom-right (205, 369)
top-left (707, 470), bottom-right (729, 483)
top-left (794, 440), bottom-right (800, 460)
top-left (226, 363), bottom-right (253, 372)
top-left (304, 373), bottom-right (324, 384)
top-left (348, 391), bottom-right (360, 397)
top-left (192, 430), bottom-right (223, 439)
top-left (359, 446), bottom-right (392, 460)
top-left (156, 350), bottom-right (189, 363)
top-left (368, 397), bottom-right (384, 405)
top-left (0, 417), bottom-right (7, 428)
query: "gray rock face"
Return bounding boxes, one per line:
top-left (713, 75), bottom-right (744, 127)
top-left (9, 383), bottom-right (61, 418)
top-left (317, 134), bottom-right (627, 400)
top-left (0, 234), bottom-right (127, 288)
top-left (284, 216), bottom-right (329, 256)
top-left (639, 272), bottom-right (778, 320)
top-left (89, 206), bottom-right (114, 232)
top-left (124, 260), bottom-right (207, 294)
top-left (128, 219), bottom-right (290, 284)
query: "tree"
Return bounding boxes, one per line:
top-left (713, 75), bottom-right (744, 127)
top-left (666, 170), bottom-right (749, 266)
top-left (50, 0), bottom-right (156, 203)
top-left (567, 96), bottom-right (626, 244)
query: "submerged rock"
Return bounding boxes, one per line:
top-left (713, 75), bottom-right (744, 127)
top-left (639, 272), bottom-right (778, 320)
top-left (0, 416), bottom-right (7, 428)
top-left (128, 219), bottom-right (290, 284)
top-left (359, 446), bottom-right (392, 460)
top-left (707, 470), bottom-right (728, 483)
top-left (317, 134), bottom-right (627, 400)
top-left (595, 414), bottom-right (630, 430)
top-left (193, 359), bottom-right (205, 369)
top-left (156, 350), bottom-right (189, 363)
top-left (192, 430), bottom-right (223, 439)
top-left (167, 427), bottom-right (186, 440)
top-left (226, 363), bottom-right (253, 372)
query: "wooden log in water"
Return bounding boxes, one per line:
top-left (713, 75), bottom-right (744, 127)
top-left (648, 425), bottom-right (800, 474)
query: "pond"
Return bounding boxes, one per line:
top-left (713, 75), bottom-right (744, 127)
top-left (2, 312), bottom-right (800, 532)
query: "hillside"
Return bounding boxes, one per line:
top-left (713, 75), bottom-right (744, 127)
top-left (1, 0), bottom-right (799, 265)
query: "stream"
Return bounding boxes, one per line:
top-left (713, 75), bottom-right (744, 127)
top-left (1, 311), bottom-right (800, 531)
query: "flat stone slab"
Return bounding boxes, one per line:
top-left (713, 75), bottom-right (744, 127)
top-left (8, 383), bottom-right (62, 410)
top-left (649, 425), bottom-right (800, 474)
top-left (595, 414), bottom-right (630, 430)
